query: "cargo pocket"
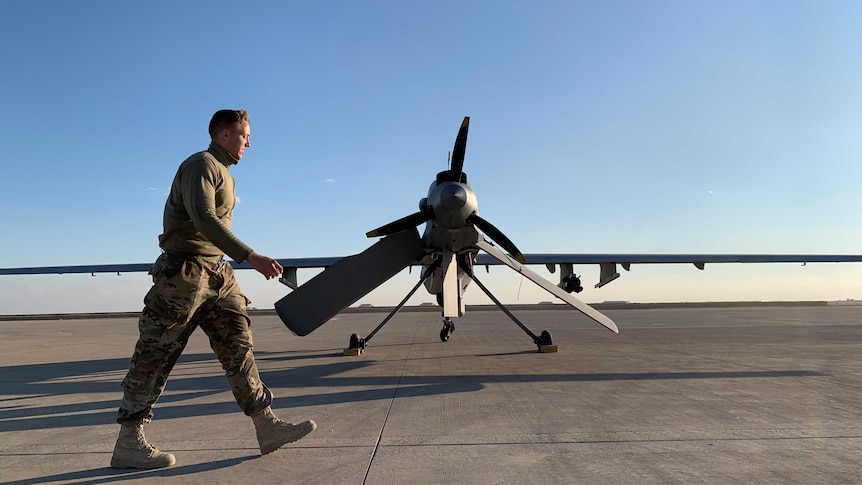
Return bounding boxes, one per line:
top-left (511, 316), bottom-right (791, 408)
top-left (143, 255), bottom-right (201, 324)
top-left (216, 264), bottom-right (252, 323)
top-left (220, 292), bottom-right (252, 323)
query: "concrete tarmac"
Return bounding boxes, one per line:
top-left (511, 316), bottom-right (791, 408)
top-left (1, 305), bottom-right (860, 484)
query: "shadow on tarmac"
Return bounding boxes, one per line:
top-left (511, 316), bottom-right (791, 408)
top-left (8, 455), bottom-right (257, 485)
top-left (0, 349), bottom-right (826, 432)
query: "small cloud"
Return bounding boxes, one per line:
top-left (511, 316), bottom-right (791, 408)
top-left (707, 190), bottom-right (714, 195)
top-left (236, 195), bottom-right (242, 204)
top-left (148, 187), bottom-right (169, 196)
top-left (325, 178), bottom-right (336, 184)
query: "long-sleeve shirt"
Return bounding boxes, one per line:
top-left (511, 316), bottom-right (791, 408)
top-left (158, 142), bottom-right (254, 262)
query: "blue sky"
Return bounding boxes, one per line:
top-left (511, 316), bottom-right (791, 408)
top-left (1, 0), bottom-right (860, 314)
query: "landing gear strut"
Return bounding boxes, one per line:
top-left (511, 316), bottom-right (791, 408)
top-left (465, 263), bottom-right (558, 353)
top-left (343, 259), bottom-right (441, 356)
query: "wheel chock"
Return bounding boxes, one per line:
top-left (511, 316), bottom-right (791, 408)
top-left (538, 344), bottom-right (558, 353)
top-left (342, 347), bottom-right (363, 356)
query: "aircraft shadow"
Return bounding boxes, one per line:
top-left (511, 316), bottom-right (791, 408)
top-left (0, 349), bottom-right (827, 433)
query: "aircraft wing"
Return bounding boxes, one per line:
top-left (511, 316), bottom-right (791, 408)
top-left (0, 257), bottom-right (343, 275)
top-left (2, 253), bottom-right (860, 291)
top-left (0, 263), bottom-right (158, 275)
top-left (477, 253), bottom-right (862, 289)
top-left (0, 257), bottom-right (344, 290)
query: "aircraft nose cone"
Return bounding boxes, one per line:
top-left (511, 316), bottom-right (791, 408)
top-left (440, 184), bottom-right (467, 211)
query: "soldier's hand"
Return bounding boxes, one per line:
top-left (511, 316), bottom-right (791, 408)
top-left (247, 252), bottom-right (283, 280)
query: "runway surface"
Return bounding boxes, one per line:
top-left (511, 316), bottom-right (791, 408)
top-left (1, 305), bottom-right (860, 484)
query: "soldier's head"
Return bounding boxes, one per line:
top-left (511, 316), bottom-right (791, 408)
top-left (209, 109), bottom-right (251, 161)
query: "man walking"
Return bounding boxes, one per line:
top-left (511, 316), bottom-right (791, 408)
top-left (111, 109), bottom-right (315, 469)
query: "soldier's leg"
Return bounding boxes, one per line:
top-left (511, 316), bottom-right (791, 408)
top-left (112, 254), bottom-right (213, 468)
top-left (199, 303), bottom-right (271, 416)
top-left (117, 254), bottom-right (208, 424)
top-left (112, 308), bottom-right (195, 469)
top-left (197, 263), bottom-right (272, 415)
top-left (202, 264), bottom-right (315, 454)
top-left (200, 301), bottom-right (315, 454)
top-left (117, 307), bottom-right (198, 424)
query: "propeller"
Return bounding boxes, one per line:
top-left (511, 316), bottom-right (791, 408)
top-left (449, 116), bottom-right (469, 182)
top-left (366, 207), bottom-right (433, 238)
top-left (276, 228), bottom-right (425, 336)
top-left (467, 213), bottom-right (526, 264)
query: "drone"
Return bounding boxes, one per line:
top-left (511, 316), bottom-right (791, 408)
top-left (274, 117), bottom-right (618, 354)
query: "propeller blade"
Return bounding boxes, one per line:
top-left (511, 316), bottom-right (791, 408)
top-left (467, 213), bottom-right (526, 264)
top-left (476, 240), bottom-right (619, 333)
top-left (275, 228), bottom-right (425, 336)
top-left (449, 116), bottom-right (470, 180)
top-left (366, 208), bottom-right (433, 238)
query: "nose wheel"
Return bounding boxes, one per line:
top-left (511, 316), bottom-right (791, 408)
top-left (440, 318), bottom-right (455, 342)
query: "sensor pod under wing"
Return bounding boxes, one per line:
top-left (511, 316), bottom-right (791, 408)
top-left (275, 228), bottom-right (425, 336)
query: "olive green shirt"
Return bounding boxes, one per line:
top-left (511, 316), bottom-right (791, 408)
top-left (158, 142), bottom-right (254, 262)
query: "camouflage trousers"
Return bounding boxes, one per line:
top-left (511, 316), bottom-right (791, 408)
top-left (116, 252), bottom-right (272, 425)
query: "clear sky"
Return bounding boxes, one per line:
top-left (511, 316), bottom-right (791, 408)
top-left (1, 0), bottom-right (860, 315)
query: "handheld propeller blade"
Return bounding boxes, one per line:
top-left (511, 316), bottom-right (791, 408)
top-left (449, 116), bottom-right (470, 181)
top-left (366, 208), bottom-right (434, 238)
top-left (467, 213), bottom-right (526, 264)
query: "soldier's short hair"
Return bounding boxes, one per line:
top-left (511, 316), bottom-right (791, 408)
top-left (208, 109), bottom-right (250, 138)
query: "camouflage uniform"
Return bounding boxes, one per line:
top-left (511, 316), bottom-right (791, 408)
top-left (116, 142), bottom-right (271, 425)
top-left (116, 252), bottom-right (272, 424)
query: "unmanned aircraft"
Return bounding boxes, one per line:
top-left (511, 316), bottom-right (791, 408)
top-left (274, 117), bottom-right (621, 353)
top-left (3, 117), bottom-right (861, 354)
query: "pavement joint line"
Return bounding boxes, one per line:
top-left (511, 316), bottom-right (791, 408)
top-left (361, 315), bottom-right (423, 485)
top-left (3, 433), bottom-right (861, 456)
top-left (373, 435), bottom-right (862, 447)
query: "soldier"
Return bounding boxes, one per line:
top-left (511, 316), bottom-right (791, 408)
top-left (110, 109), bottom-right (315, 469)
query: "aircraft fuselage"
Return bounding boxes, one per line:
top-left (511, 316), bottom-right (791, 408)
top-left (420, 172), bottom-right (480, 306)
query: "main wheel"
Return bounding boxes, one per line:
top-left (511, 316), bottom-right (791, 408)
top-left (539, 330), bottom-right (553, 346)
top-left (349, 333), bottom-right (361, 349)
top-left (440, 319), bottom-right (455, 342)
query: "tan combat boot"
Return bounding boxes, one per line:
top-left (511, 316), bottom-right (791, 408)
top-left (110, 424), bottom-right (176, 469)
top-left (251, 407), bottom-right (316, 455)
